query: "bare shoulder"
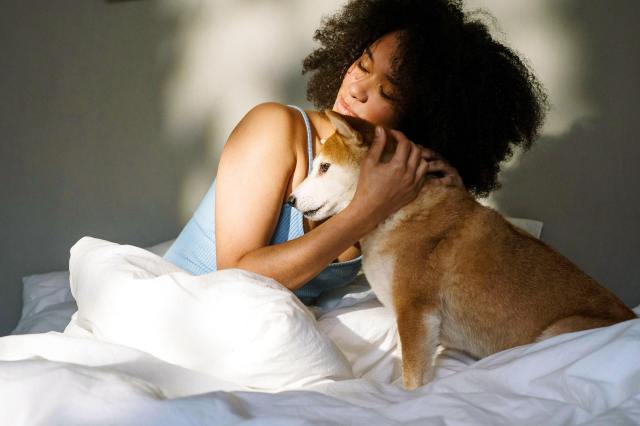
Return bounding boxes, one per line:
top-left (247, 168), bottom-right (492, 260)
top-left (228, 102), bottom-right (304, 149)
top-left (247, 101), bottom-right (297, 117)
top-left (221, 102), bottom-right (309, 183)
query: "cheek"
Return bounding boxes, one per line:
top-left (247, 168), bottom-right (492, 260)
top-left (364, 105), bottom-right (398, 128)
top-left (342, 65), bottom-right (357, 85)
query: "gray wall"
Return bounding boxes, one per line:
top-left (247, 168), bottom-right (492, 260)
top-left (489, 1), bottom-right (640, 307)
top-left (1, 1), bottom-right (638, 336)
top-left (0, 1), bottom-right (187, 335)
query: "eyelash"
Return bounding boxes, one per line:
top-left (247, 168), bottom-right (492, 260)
top-left (356, 60), bottom-right (394, 101)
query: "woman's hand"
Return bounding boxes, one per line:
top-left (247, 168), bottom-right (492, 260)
top-left (348, 126), bottom-right (463, 229)
top-left (408, 136), bottom-right (465, 190)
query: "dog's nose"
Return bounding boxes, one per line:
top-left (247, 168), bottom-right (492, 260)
top-left (286, 195), bottom-right (296, 207)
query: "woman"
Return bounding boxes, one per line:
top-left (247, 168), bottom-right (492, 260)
top-left (164, 0), bottom-right (547, 304)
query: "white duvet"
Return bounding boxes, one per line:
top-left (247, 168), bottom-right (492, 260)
top-left (1, 236), bottom-right (639, 425)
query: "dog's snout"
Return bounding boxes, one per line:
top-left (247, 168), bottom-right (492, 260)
top-left (286, 195), bottom-right (296, 207)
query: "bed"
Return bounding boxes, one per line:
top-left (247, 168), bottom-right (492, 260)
top-left (1, 219), bottom-right (639, 426)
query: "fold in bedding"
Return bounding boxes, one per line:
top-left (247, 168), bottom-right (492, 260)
top-left (0, 236), bottom-right (638, 425)
top-left (1, 317), bottom-right (639, 425)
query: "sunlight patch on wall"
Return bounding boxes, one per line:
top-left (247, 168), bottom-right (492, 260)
top-left (157, 1), bottom-right (593, 217)
top-left (157, 0), bottom-right (344, 222)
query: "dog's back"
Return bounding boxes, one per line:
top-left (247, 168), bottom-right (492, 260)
top-left (366, 184), bottom-right (636, 362)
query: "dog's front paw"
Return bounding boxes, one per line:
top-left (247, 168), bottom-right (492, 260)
top-left (402, 374), bottom-right (422, 390)
top-left (402, 366), bottom-right (435, 390)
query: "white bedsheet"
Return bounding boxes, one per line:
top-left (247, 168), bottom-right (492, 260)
top-left (1, 236), bottom-right (639, 425)
top-left (2, 318), bottom-right (639, 425)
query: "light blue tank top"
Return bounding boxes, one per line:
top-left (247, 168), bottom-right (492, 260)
top-left (163, 105), bottom-right (362, 303)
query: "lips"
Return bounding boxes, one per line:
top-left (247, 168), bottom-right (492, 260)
top-left (337, 96), bottom-right (357, 117)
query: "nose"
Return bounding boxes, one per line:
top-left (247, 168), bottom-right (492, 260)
top-left (348, 79), bottom-right (368, 103)
top-left (286, 195), bottom-right (296, 207)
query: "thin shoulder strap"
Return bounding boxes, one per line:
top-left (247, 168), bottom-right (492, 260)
top-left (287, 105), bottom-right (314, 175)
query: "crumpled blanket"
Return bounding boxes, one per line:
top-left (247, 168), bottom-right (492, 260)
top-left (0, 236), bottom-right (638, 425)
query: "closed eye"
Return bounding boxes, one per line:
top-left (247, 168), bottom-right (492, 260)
top-left (357, 60), bottom-right (395, 101)
top-left (319, 162), bottom-right (331, 174)
top-left (380, 88), bottom-right (395, 100)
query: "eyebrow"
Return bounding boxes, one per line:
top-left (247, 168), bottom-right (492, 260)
top-left (364, 46), bottom-right (399, 86)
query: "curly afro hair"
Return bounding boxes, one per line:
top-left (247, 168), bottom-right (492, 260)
top-left (302, 0), bottom-right (549, 197)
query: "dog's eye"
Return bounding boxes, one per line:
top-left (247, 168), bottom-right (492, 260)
top-left (319, 162), bottom-right (331, 174)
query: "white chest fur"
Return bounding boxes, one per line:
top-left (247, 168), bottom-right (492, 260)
top-left (360, 210), bottom-right (409, 312)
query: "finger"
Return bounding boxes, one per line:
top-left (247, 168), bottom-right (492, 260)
top-left (407, 143), bottom-right (422, 174)
top-left (367, 126), bottom-right (387, 163)
top-left (387, 129), bottom-right (414, 152)
top-left (439, 175), bottom-right (456, 187)
top-left (425, 160), bottom-right (447, 173)
top-left (428, 160), bottom-right (464, 186)
top-left (439, 164), bottom-right (461, 184)
top-left (389, 130), bottom-right (411, 166)
top-left (388, 129), bottom-right (441, 160)
top-left (414, 158), bottom-right (429, 184)
top-left (437, 173), bottom-right (464, 188)
top-left (426, 160), bottom-right (461, 180)
top-left (448, 174), bottom-right (465, 188)
top-left (419, 147), bottom-right (441, 161)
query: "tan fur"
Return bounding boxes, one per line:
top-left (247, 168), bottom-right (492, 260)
top-left (321, 134), bottom-right (360, 166)
top-left (322, 110), bottom-right (637, 390)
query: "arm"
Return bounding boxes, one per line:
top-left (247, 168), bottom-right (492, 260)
top-left (215, 103), bottom-right (431, 291)
top-left (228, 203), bottom-right (373, 291)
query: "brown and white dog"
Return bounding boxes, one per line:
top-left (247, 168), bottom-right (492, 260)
top-left (289, 110), bottom-right (636, 390)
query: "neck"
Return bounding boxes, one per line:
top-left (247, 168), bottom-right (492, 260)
top-left (388, 184), bottom-right (477, 237)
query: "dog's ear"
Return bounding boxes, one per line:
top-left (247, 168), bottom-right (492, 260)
top-left (325, 110), bottom-right (358, 141)
top-left (324, 110), bottom-right (376, 147)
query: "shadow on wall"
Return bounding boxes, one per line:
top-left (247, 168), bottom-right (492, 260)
top-left (0, 0), bottom-right (202, 336)
top-left (491, 0), bottom-right (640, 306)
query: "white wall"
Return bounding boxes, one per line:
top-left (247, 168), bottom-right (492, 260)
top-left (1, 0), bottom-right (638, 335)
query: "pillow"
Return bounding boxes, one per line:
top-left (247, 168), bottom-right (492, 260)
top-left (12, 301), bottom-right (78, 336)
top-left (18, 270), bottom-right (74, 321)
top-left (66, 236), bottom-right (353, 390)
top-left (12, 239), bottom-right (175, 335)
top-left (317, 297), bottom-right (401, 383)
top-left (145, 238), bottom-right (176, 256)
top-left (505, 217), bottom-right (544, 239)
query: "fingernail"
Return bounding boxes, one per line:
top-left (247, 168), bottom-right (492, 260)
top-left (375, 126), bottom-right (383, 138)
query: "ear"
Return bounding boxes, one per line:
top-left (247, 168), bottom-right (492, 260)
top-left (325, 110), bottom-right (358, 141)
top-left (324, 110), bottom-right (378, 148)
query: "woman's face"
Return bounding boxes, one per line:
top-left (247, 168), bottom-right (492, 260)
top-left (333, 31), bottom-right (402, 128)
